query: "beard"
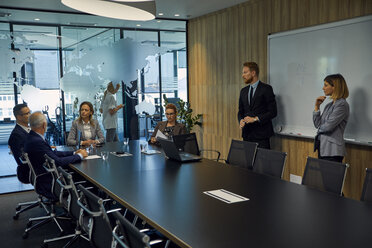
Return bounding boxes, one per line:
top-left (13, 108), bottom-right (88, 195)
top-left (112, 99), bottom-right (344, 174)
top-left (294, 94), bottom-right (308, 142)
top-left (244, 77), bottom-right (253, 85)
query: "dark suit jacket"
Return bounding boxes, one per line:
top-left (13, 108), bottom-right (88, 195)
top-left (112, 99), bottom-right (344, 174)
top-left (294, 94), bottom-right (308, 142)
top-left (151, 121), bottom-right (187, 138)
top-left (24, 130), bottom-right (81, 198)
top-left (238, 81), bottom-right (277, 140)
top-left (150, 121), bottom-right (187, 145)
top-left (8, 124), bottom-right (30, 183)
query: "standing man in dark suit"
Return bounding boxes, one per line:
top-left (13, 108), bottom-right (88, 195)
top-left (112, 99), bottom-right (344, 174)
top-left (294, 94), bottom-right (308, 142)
top-left (238, 62), bottom-right (277, 149)
top-left (8, 103), bottom-right (31, 183)
top-left (24, 112), bottom-right (87, 199)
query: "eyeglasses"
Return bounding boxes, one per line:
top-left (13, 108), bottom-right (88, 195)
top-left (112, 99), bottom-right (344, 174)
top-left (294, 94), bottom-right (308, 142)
top-left (165, 113), bottom-right (176, 116)
top-left (20, 111), bottom-right (31, 116)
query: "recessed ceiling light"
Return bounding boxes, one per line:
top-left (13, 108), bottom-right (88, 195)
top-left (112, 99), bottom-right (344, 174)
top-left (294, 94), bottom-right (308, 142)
top-left (158, 13), bottom-right (164, 16)
top-left (157, 20), bottom-right (161, 23)
top-left (174, 14), bottom-right (180, 17)
top-left (136, 24), bottom-right (141, 27)
top-left (34, 18), bottom-right (40, 21)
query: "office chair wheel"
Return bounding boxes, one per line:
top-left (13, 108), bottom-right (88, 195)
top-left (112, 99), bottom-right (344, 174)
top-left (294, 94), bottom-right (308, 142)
top-left (22, 232), bottom-right (28, 239)
top-left (26, 221), bottom-right (32, 228)
top-left (16, 206), bottom-right (22, 211)
top-left (13, 214), bottom-right (19, 220)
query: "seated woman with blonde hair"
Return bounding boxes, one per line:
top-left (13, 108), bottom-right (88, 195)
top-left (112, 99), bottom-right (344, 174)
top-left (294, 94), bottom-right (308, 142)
top-left (150, 103), bottom-right (186, 144)
top-left (67, 101), bottom-right (105, 146)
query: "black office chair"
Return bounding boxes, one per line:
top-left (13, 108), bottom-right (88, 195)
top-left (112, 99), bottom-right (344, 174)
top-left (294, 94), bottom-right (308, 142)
top-left (112, 211), bottom-right (151, 248)
top-left (173, 133), bottom-right (221, 161)
top-left (252, 148), bottom-right (287, 178)
top-left (64, 131), bottom-right (70, 145)
top-left (21, 153), bottom-right (69, 239)
top-left (302, 157), bottom-right (349, 196)
top-left (225, 140), bottom-right (258, 169)
top-left (13, 151), bottom-right (42, 220)
top-left (43, 167), bottom-right (91, 247)
top-left (77, 184), bottom-right (118, 248)
top-left (361, 168), bottom-right (372, 203)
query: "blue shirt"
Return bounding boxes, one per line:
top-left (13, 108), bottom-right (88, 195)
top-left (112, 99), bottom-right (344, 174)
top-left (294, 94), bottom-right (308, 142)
top-left (248, 80), bottom-right (259, 104)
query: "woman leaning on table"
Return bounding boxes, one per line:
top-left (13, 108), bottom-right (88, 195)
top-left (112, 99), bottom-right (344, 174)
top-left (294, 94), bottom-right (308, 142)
top-left (150, 103), bottom-right (186, 144)
top-left (67, 101), bottom-right (105, 146)
top-left (313, 74), bottom-right (349, 163)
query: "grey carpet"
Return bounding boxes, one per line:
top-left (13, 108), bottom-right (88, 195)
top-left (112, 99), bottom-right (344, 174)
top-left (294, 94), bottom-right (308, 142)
top-left (0, 190), bottom-right (93, 248)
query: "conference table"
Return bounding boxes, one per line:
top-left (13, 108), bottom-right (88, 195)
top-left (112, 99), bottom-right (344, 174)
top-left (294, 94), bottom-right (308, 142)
top-left (68, 141), bottom-right (372, 248)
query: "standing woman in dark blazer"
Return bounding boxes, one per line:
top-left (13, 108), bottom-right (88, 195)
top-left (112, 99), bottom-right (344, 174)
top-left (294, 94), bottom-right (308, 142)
top-left (67, 101), bottom-right (105, 146)
top-left (150, 103), bottom-right (186, 144)
top-left (313, 74), bottom-right (349, 162)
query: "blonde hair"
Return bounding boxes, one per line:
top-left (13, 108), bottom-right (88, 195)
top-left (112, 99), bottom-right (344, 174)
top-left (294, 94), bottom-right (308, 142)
top-left (324, 74), bottom-right (349, 100)
top-left (103, 82), bottom-right (119, 101)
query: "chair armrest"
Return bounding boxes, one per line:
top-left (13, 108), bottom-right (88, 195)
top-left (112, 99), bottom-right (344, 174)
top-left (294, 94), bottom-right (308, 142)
top-left (200, 149), bottom-right (221, 161)
top-left (74, 180), bottom-right (87, 185)
top-left (56, 179), bottom-right (72, 190)
top-left (77, 198), bottom-right (102, 217)
top-left (106, 208), bottom-right (122, 214)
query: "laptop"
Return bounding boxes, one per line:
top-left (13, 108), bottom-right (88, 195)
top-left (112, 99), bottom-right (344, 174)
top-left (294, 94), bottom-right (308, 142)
top-left (158, 138), bottom-right (202, 162)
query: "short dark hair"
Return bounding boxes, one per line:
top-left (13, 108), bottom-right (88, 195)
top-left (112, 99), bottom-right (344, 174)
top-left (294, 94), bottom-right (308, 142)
top-left (13, 103), bottom-right (28, 117)
top-left (243, 62), bottom-right (259, 76)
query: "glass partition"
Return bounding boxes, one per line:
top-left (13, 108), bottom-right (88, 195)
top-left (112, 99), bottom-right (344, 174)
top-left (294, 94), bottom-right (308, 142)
top-left (12, 25), bottom-right (62, 145)
top-left (0, 20), bottom-right (187, 144)
top-left (0, 23), bottom-right (16, 177)
top-left (160, 31), bottom-right (187, 119)
top-left (0, 10), bottom-right (186, 192)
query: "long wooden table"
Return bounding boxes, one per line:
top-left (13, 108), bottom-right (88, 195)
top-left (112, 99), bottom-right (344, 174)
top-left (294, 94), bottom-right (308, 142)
top-left (69, 141), bottom-right (372, 248)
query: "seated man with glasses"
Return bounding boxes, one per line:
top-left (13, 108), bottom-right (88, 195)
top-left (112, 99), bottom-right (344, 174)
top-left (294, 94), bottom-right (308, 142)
top-left (8, 103), bottom-right (32, 183)
top-left (150, 103), bottom-right (186, 145)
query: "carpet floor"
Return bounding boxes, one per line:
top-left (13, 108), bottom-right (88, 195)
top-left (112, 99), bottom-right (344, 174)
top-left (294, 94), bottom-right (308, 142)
top-left (0, 190), bottom-right (93, 248)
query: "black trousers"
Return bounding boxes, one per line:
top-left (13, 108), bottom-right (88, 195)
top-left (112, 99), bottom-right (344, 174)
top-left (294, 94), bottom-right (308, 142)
top-left (244, 138), bottom-right (271, 149)
top-left (318, 155), bottom-right (344, 163)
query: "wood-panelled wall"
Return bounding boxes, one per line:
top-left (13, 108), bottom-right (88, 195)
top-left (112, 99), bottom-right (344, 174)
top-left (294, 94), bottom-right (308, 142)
top-left (188, 0), bottom-right (372, 200)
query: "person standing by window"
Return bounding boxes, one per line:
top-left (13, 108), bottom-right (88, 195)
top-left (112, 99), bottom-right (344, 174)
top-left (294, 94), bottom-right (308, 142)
top-left (100, 82), bottom-right (124, 142)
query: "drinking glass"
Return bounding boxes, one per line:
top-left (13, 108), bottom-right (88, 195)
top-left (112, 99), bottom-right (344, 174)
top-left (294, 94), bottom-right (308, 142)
top-left (101, 151), bottom-right (109, 162)
top-left (123, 137), bottom-right (129, 146)
top-left (140, 143), bottom-right (147, 153)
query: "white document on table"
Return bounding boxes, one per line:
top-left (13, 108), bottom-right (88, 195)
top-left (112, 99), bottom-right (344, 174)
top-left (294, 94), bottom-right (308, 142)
top-left (155, 130), bottom-right (168, 140)
top-left (85, 155), bottom-right (101, 160)
top-left (203, 189), bottom-right (249, 204)
top-left (142, 150), bottom-right (161, 155)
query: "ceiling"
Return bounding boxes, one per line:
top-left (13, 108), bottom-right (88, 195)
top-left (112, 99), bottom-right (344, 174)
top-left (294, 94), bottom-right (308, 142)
top-left (0, 0), bottom-right (249, 19)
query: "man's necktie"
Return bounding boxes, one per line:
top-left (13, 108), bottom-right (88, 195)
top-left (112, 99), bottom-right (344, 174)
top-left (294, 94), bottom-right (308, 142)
top-left (249, 85), bottom-right (253, 105)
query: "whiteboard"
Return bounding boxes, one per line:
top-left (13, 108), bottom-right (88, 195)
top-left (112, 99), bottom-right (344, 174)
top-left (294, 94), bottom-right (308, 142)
top-left (268, 15), bottom-right (372, 145)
